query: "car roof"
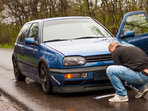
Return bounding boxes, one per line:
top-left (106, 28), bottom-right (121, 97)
top-left (27, 16), bottom-right (92, 24)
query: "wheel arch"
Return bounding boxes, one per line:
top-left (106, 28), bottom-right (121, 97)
top-left (12, 53), bottom-right (17, 64)
top-left (38, 57), bottom-right (49, 77)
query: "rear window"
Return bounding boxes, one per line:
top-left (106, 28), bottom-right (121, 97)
top-left (17, 23), bottom-right (31, 43)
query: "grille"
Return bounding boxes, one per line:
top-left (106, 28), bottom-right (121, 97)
top-left (85, 54), bottom-right (112, 62)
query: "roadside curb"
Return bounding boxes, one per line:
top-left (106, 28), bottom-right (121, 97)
top-left (0, 48), bottom-right (13, 51)
top-left (0, 87), bottom-right (33, 111)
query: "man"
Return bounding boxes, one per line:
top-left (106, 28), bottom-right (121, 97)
top-left (107, 41), bottom-right (148, 102)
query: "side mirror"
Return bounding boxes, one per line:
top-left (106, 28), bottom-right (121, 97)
top-left (25, 38), bottom-right (38, 45)
top-left (124, 31), bottom-right (135, 38)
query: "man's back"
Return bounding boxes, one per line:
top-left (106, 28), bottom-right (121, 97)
top-left (112, 45), bottom-right (148, 72)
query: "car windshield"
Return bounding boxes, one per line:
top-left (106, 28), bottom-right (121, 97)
top-left (43, 18), bottom-right (112, 42)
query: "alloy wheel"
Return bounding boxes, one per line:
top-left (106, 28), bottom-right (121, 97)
top-left (40, 63), bottom-right (53, 94)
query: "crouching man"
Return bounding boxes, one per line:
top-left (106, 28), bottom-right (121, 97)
top-left (107, 41), bottom-right (148, 102)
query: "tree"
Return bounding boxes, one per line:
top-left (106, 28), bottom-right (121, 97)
top-left (0, 0), bottom-right (148, 45)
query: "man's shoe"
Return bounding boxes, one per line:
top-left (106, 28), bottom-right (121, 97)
top-left (135, 87), bottom-right (148, 98)
top-left (109, 94), bottom-right (129, 102)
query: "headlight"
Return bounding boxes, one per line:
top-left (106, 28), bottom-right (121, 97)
top-left (63, 56), bottom-right (86, 66)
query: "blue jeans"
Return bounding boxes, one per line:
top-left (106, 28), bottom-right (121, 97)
top-left (106, 65), bottom-right (148, 96)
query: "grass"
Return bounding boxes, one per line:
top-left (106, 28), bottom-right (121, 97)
top-left (0, 44), bottom-right (14, 49)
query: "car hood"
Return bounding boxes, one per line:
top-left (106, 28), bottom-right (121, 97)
top-left (44, 38), bottom-right (116, 56)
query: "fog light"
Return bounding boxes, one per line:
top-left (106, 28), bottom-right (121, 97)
top-left (64, 74), bottom-right (72, 79)
top-left (64, 73), bottom-right (88, 79)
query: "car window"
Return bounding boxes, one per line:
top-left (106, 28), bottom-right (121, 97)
top-left (17, 23), bottom-right (31, 43)
top-left (27, 23), bottom-right (39, 41)
top-left (122, 14), bottom-right (148, 37)
top-left (43, 18), bottom-right (112, 42)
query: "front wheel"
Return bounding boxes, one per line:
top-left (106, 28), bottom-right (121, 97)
top-left (40, 63), bottom-right (53, 94)
top-left (12, 58), bottom-right (26, 81)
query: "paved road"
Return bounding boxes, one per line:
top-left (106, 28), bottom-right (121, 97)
top-left (0, 49), bottom-right (148, 111)
top-left (0, 94), bottom-right (25, 111)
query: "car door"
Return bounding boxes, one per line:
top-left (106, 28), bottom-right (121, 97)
top-left (15, 23), bottom-right (31, 72)
top-left (116, 11), bottom-right (148, 54)
top-left (22, 22), bottom-right (40, 79)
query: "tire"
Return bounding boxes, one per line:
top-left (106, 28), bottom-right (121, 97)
top-left (12, 58), bottom-right (26, 81)
top-left (40, 63), bottom-right (53, 94)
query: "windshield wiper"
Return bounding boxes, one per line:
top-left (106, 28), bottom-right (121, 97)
top-left (44, 36), bottom-right (104, 42)
top-left (44, 39), bottom-right (69, 43)
top-left (74, 36), bottom-right (104, 40)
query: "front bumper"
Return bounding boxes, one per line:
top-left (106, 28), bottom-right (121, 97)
top-left (49, 65), bottom-right (108, 74)
top-left (53, 83), bottom-right (112, 93)
top-left (49, 66), bottom-right (112, 93)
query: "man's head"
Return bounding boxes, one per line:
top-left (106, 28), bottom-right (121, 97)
top-left (108, 41), bottom-right (119, 53)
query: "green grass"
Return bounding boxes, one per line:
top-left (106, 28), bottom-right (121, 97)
top-left (0, 44), bottom-right (14, 49)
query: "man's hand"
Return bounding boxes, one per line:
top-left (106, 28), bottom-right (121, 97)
top-left (142, 69), bottom-right (148, 76)
top-left (144, 69), bottom-right (148, 73)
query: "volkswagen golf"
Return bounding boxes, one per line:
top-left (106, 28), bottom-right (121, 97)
top-left (12, 11), bottom-right (148, 94)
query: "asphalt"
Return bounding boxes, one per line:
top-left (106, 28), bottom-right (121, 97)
top-left (0, 48), bottom-right (148, 111)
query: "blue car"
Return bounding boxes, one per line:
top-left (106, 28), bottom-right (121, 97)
top-left (12, 11), bottom-right (148, 94)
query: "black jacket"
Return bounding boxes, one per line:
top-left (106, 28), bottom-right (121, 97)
top-left (112, 45), bottom-right (148, 72)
